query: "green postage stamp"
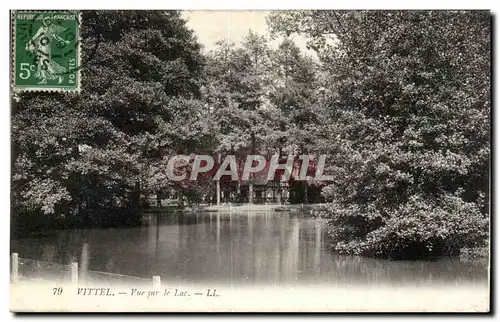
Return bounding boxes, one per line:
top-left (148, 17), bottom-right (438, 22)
top-left (12, 11), bottom-right (81, 92)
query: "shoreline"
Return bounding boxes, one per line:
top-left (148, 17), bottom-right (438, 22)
top-left (143, 203), bottom-right (329, 214)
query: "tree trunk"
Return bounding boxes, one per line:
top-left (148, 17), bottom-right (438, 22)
top-left (178, 193), bottom-right (184, 208)
top-left (249, 132), bottom-right (256, 205)
top-left (132, 181), bottom-right (140, 209)
top-left (156, 191), bottom-right (162, 208)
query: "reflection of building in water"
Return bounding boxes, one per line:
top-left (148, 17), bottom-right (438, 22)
top-left (314, 220), bottom-right (322, 274)
top-left (80, 242), bottom-right (90, 281)
top-left (283, 219), bottom-right (300, 281)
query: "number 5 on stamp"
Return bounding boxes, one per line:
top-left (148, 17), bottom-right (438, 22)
top-left (12, 11), bottom-right (81, 92)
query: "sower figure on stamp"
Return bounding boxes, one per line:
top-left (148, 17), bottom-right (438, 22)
top-left (25, 17), bottom-right (69, 84)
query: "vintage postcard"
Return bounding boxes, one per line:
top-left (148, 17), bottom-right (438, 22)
top-left (9, 9), bottom-right (491, 312)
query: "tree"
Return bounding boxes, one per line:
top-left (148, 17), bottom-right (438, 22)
top-left (204, 32), bottom-right (272, 203)
top-left (268, 10), bottom-right (490, 258)
top-left (266, 38), bottom-right (324, 202)
top-left (11, 10), bottom-right (207, 232)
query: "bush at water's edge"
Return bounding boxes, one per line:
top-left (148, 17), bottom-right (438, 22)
top-left (317, 194), bottom-right (489, 260)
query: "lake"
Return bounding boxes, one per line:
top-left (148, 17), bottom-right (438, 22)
top-left (11, 210), bottom-right (488, 287)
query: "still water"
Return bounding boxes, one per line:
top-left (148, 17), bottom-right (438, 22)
top-left (11, 211), bottom-right (488, 287)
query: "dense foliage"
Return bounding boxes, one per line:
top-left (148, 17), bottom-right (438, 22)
top-left (268, 10), bottom-right (490, 258)
top-left (12, 11), bottom-right (208, 232)
top-left (203, 32), bottom-right (324, 202)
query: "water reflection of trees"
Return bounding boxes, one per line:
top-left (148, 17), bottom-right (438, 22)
top-left (12, 211), bottom-right (489, 286)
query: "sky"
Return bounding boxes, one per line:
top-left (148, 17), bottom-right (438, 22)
top-left (181, 10), bottom-right (314, 55)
